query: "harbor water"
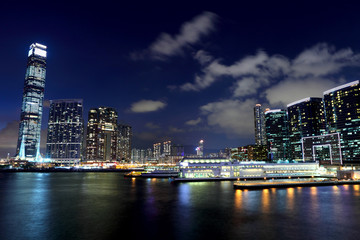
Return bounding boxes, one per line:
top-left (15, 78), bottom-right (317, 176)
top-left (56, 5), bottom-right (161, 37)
top-left (0, 172), bottom-right (359, 240)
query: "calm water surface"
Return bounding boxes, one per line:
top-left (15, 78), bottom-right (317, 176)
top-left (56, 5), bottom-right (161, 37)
top-left (0, 172), bottom-right (359, 240)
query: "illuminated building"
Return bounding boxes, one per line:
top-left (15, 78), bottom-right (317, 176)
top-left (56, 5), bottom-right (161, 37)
top-left (323, 80), bottom-right (360, 163)
top-left (287, 97), bottom-right (325, 161)
top-left (231, 145), bottom-right (267, 161)
top-left (16, 43), bottom-right (47, 162)
top-left (265, 109), bottom-right (290, 161)
top-left (118, 123), bottom-right (132, 161)
top-left (86, 107), bottom-right (118, 161)
top-left (153, 143), bottom-right (161, 159)
top-left (178, 158), bottom-right (320, 179)
top-left (196, 139), bottom-right (204, 156)
top-left (46, 99), bottom-right (83, 165)
top-left (254, 104), bottom-right (266, 145)
top-left (163, 141), bottom-right (171, 156)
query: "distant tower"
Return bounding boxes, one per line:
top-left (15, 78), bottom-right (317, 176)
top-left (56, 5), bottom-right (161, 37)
top-left (254, 104), bottom-right (266, 145)
top-left (46, 99), bottom-right (83, 165)
top-left (118, 123), bottom-right (132, 161)
top-left (86, 107), bottom-right (118, 161)
top-left (196, 139), bottom-right (204, 156)
top-left (16, 43), bottom-right (47, 162)
top-left (153, 143), bottom-right (161, 159)
top-left (163, 141), bottom-right (172, 156)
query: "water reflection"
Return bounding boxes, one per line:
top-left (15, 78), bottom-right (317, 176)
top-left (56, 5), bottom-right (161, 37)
top-left (286, 188), bottom-right (295, 211)
top-left (261, 189), bottom-right (270, 213)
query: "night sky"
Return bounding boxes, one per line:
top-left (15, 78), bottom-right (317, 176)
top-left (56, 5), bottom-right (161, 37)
top-left (1, 1), bottom-right (360, 157)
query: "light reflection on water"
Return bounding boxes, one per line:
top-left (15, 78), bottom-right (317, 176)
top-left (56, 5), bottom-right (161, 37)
top-left (0, 173), bottom-right (360, 240)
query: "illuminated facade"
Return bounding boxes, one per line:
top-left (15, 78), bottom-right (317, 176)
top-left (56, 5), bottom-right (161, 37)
top-left (118, 123), bottom-right (132, 161)
top-left (265, 109), bottom-right (290, 161)
top-left (287, 97), bottom-right (325, 161)
top-left (86, 107), bottom-right (118, 161)
top-left (178, 158), bottom-right (320, 179)
top-left (163, 141), bottom-right (171, 155)
top-left (153, 143), bottom-right (161, 159)
top-left (46, 99), bottom-right (83, 164)
top-left (254, 104), bottom-right (266, 145)
top-left (16, 43), bottom-right (47, 161)
top-left (323, 81), bottom-right (360, 163)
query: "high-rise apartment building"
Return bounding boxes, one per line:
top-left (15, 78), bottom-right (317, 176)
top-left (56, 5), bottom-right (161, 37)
top-left (153, 143), bottom-right (161, 159)
top-left (254, 104), bottom-right (266, 145)
top-left (323, 81), bottom-right (360, 163)
top-left (86, 107), bottom-right (118, 161)
top-left (118, 123), bottom-right (132, 161)
top-left (46, 99), bottom-right (83, 164)
top-left (287, 97), bottom-right (325, 161)
top-left (16, 43), bottom-right (47, 161)
top-left (265, 109), bottom-right (290, 161)
top-left (163, 141), bottom-right (171, 156)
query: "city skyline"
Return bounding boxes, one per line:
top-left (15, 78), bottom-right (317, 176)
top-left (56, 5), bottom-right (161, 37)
top-left (2, 2), bottom-right (360, 157)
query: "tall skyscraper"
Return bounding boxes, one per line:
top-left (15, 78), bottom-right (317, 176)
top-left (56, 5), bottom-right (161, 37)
top-left (118, 123), bottom-right (132, 161)
top-left (16, 43), bottom-right (47, 161)
top-left (254, 104), bottom-right (266, 145)
top-left (265, 109), bottom-right (290, 161)
top-left (323, 81), bottom-right (360, 163)
top-left (46, 99), bottom-right (83, 165)
top-left (287, 97), bottom-right (325, 161)
top-left (86, 107), bottom-right (118, 161)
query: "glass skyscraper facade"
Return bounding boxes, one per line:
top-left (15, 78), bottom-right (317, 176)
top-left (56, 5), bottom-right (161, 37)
top-left (323, 80), bottom-right (360, 163)
top-left (46, 99), bottom-right (83, 164)
top-left (287, 97), bottom-right (326, 161)
top-left (254, 104), bottom-right (266, 145)
top-left (16, 43), bottom-right (47, 161)
top-left (265, 109), bottom-right (290, 161)
top-left (86, 107), bottom-right (118, 161)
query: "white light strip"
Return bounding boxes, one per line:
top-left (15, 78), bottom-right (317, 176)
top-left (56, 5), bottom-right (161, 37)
top-left (287, 97), bottom-right (311, 107)
top-left (264, 109), bottom-right (283, 114)
top-left (323, 80), bottom-right (359, 95)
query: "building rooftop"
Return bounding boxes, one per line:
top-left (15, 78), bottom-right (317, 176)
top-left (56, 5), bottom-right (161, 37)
top-left (323, 80), bottom-right (360, 95)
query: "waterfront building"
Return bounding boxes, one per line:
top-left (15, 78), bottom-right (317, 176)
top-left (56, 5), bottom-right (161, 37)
top-left (323, 81), bottom-right (360, 164)
top-left (231, 145), bottom-right (267, 161)
top-left (265, 109), bottom-right (290, 161)
top-left (153, 143), bottom-right (161, 159)
top-left (86, 107), bottom-right (118, 161)
top-left (254, 104), bottom-right (266, 145)
top-left (163, 141), bottom-right (171, 156)
top-left (287, 97), bottom-right (326, 161)
top-left (196, 139), bottom-right (204, 156)
top-left (16, 43), bottom-right (47, 161)
top-left (118, 123), bottom-right (132, 161)
top-left (46, 99), bottom-right (83, 165)
top-left (178, 158), bottom-right (320, 179)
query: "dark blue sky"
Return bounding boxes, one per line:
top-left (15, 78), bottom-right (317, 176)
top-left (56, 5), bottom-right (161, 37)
top-left (1, 1), bottom-right (360, 156)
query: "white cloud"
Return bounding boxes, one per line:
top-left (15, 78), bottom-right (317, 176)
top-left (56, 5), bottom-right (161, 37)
top-left (265, 78), bottom-right (344, 107)
top-left (131, 11), bottom-right (218, 60)
top-left (185, 117), bottom-right (202, 126)
top-left (130, 100), bottom-right (167, 113)
top-left (180, 43), bottom-right (360, 95)
top-left (200, 98), bottom-right (256, 136)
